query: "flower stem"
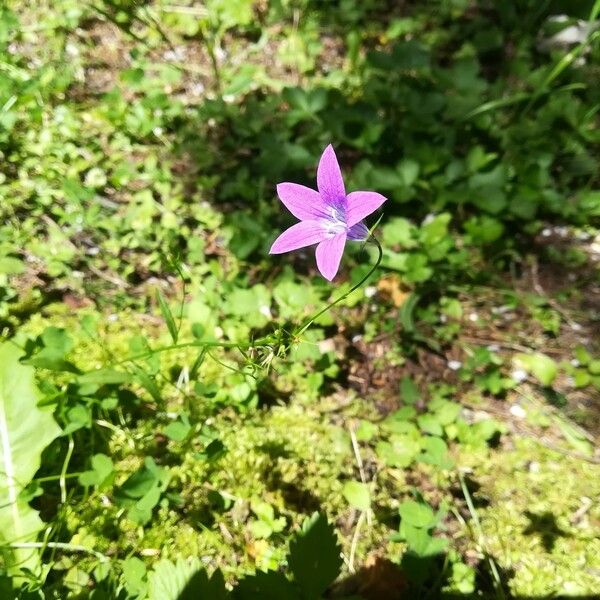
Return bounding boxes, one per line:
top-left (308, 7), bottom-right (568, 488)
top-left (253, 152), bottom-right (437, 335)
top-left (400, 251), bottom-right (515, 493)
top-left (294, 236), bottom-right (383, 339)
top-left (111, 238), bottom-right (382, 368)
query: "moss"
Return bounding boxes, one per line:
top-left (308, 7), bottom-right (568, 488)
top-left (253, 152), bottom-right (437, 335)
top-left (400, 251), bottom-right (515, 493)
top-left (462, 437), bottom-right (600, 595)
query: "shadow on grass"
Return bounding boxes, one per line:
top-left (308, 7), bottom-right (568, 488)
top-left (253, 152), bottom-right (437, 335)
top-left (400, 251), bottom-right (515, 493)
top-left (328, 551), bottom-right (598, 600)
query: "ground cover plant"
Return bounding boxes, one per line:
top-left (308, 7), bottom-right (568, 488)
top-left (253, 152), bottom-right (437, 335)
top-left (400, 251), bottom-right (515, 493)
top-left (1, 0), bottom-right (600, 597)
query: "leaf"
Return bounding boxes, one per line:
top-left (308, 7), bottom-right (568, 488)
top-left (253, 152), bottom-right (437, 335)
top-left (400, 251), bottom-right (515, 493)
top-left (400, 376), bottom-right (419, 404)
top-left (342, 481), bottom-right (371, 511)
top-left (419, 436), bottom-right (454, 469)
top-left (131, 365), bottom-right (162, 403)
top-left (376, 435), bottom-right (420, 468)
top-left (399, 293), bottom-right (419, 333)
top-left (114, 457), bottom-right (170, 524)
top-left (122, 556), bottom-right (147, 597)
top-left (78, 368), bottom-right (131, 386)
top-left (398, 500), bottom-right (436, 528)
top-left (157, 289), bottom-right (179, 343)
top-left (148, 557), bottom-right (201, 600)
top-left (0, 342), bottom-right (61, 575)
top-left (164, 415), bottom-right (192, 442)
top-left (398, 158), bottom-right (420, 187)
top-left (513, 353), bottom-right (558, 386)
top-left (288, 513), bottom-right (342, 598)
top-left (79, 453), bottom-right (115, 489)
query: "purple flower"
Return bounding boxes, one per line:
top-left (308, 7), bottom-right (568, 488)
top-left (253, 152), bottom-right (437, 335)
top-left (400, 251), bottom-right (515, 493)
top-left (269, 144), bottom-right (387, 281)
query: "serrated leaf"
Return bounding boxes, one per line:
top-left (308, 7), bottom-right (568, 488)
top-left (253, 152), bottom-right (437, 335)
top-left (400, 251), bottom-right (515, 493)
top-left (288, 513), bottom-right (342, 598)
top-left (156, 289), bottom-right (179, 343)
top-left (342, 481), bottom-right (371, 511)
top-left (148, 558), bottom-right (201, 600)
top-left (0, 342), bottom-right (61, 575)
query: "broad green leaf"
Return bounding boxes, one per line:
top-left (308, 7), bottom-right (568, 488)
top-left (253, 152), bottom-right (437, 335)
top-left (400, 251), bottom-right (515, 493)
top-left (0, 342), bottom-right (61, 575)
top-left (513, 353), bottom-right (558, 386)
top-left (342, 481), bottom-right (371, 511)
top-left (398, 500), bottom-right (436, 528)
top-left (288, 513), bottom-right (342, 598)
top-left (400, 376), bottom-right (419, 404)
top-left (148, 558), bottom-right (202, 600)
top-left (79, 454), bottom-right (115, 489)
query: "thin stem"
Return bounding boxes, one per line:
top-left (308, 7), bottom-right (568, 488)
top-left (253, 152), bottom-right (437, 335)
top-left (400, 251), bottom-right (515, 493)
top-left (60, 436), bottom-right (75, 504)
top-left (114, 338), bottom-right (273, 366)
top-left (109, 237), bottom-right (382, 369)
top-left (459, 472), bottom-right (506, 599)
top-left (4, 542), bottom-right (109, 563)
top-left (295, 236), bottom-right (383, 338)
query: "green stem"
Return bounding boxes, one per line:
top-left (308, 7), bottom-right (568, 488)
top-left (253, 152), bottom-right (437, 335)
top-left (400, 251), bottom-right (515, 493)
top-left (294, 236), bottom-right (383, 338)
top-left (4, 541), bottom-right (109, 563)
top-left (60, 436), bottom-right (74, 504)
top-left (115, 338), bottom-right (273, 366)
top-left (112, 237), bottom-right (383, 368)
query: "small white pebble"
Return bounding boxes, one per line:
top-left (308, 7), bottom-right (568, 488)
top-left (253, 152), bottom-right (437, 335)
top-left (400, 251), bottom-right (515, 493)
top-left (439, 314), bottom-right (447, 323)
top-left (364, 286), bottom-right (377, 298)
top-left (352, 334), bottom-right (362, 343)
top-left (447, 360), bottom-right (462, 371)
top-left (529, 461), bottom-right (540, 473)
top-left (571, 359), bottom-right (581, 367)
top-left (259, 305), bottom-right (272, 319)
top-left (511, 369), bottom-right (528, 382)
top-left (542, 228), bottom-right (552, 237)
top-left (469, 312), bottom-right (478, 322)
top-left (509, 404), bottom-right (526, 419)
top-left (318, 339), bottom-right (336, 354)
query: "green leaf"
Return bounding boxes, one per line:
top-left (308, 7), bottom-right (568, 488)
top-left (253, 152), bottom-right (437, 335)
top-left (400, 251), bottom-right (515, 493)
top-left (79, 453), bottom-right (115, 489)
top-left (157, 289), bottom-right (179, 343)
top-left (399, 293), bottom-right (419, 333)
top-left (513, 353), bottom-right (558, 386)
top-left (114, 457), bottom-right (169, 524)
top-left (78, 368), bottom-right (131, 386)
top-left (400, 376), bottom-right (419, 404)
top-left (0, 342), bottom-right (61, 575)
top-left (398, 159), bottom-right (420, 187)
top-left (342, 481), bottom-right (371, 511)
top-left (419, 436), bottom-right (454, 469)
top-left (122, 556), bottom-right (147, 597)
top-left (148, 558), bottom-right (202, 600)
top-left (376, 435), bottom-right (420, 468)
top-left (288, 513), bottom-right (342, 598)
top-left (398, 500), bottom-right (436, 528)
top-left (164, 414), bottom-right (192, 442)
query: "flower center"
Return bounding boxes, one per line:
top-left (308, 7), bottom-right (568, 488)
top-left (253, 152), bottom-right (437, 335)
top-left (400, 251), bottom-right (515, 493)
top-left (325, 205), bottom-right (347, 235)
